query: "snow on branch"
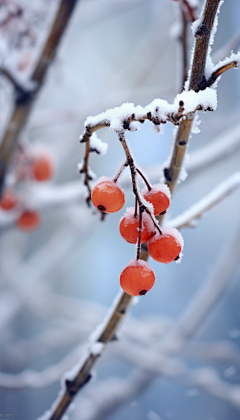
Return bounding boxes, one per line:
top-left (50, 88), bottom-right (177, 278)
top-left (80, 88), bottom-right (217, 143)
top-left (166, 172), bottom-right (240, 229)
top-left (206, 52), bottom-right (240, 87)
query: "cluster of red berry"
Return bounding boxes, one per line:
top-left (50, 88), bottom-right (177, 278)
top-left (91, 175), bottom-right (183, 297)
top-left (0, 150), bottom-right (54, 231)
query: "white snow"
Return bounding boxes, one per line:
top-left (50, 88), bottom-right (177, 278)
top-left (151, 122), bottom-right (164, 135)
top-left (162, 227), bottom-right (184, 250)
top-left (192, 114), bottom-right (201, 134)
top-left (90, 133), bottom-right (108, 156)
top-left (89, 341), bottom-right (104, 356)
top-left (175, 88), bottom-right (217, 112)
top-left (81, 88), bottom-right (217, 142)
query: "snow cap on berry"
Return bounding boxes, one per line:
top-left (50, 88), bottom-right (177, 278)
top-left (142, 183), bottom-right (171, 200)
top-left (163, 227), bottom-right (184, 250)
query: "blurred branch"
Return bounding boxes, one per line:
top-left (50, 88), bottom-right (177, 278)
top-left (0, 0), bottom-right (79, 197)
top-left (166, 172), bottom-right (240, 229)
top-left (183, 340), bottom-right (240, 366)
top-left (213, 30), bottom-right (240, 63)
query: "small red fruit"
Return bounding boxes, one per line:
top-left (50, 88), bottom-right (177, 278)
top-left (32, 155), bottom-right (53, 182)
top-left (119, 207), bottom-right (155, 244)
top-left (16, 210), bottom-right (40, 231)
top-left (142, 184), bottom-right (171, 216)
top-left (91, 177), bottom-right (125, 213)
top-left (0, 189), bottom-right (18, 211)
top-left (120, 259), bottom-right (155, 296)
top-left (148, 227), bottom-right (183, 264)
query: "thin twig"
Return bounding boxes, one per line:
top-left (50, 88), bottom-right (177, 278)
top-left (136, 206), bottom-right (143, 261)
top-left (206, 58), bottom-right (240, 87)
top-left (136, 167), bottom-right (151, 191)
top-left (119, 132), bottom-right (162, 235)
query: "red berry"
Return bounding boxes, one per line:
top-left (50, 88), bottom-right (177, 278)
top-left (120, 259), bottom-right (155, 296)
top-left (119, 207), bottom-right (155, 244)
top-left (91, 177), bottom-right (125, 213)
top-left (16, 210), bottom-right (40, 231)
top-left (148, 227), bottom-right (183, 264)
top-left (32, 154), bottom-right (53, 182)
top-left (0, 189), bottom-right (18, 211)
top-left (142, 184), bottom-right (171, 216)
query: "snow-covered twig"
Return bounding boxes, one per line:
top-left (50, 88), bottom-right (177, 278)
top-left (166, 172), bottom-right (240, 229)
top-left (206, 52), bottom-right (240, 87)
top-left (80, 89), bottom-right (217, 200)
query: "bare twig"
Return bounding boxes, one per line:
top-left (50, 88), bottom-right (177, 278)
top-left (119, 132), bottom-right (162, 235)
top-left (0, 0), bottom-right (79, 197)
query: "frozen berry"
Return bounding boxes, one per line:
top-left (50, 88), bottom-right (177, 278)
top-left (0, 189), bottom-right (18, 211)
top-left (91, 176), bottom-right (125, 213)
top-left (148, 227), bottom-right (183, 264)
top-left (32, 154), bottom-right (53, 181)
top-left (119, 207), bottom-right (155, 244)
top-left (120, 259), bottom-right (155, 296)
top-left (16, 210), bottom-right (40, 231)
top-left (142, 184), bottom-right (171, 216)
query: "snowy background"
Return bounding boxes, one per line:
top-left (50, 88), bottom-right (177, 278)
top-left (1, 0), bottom-right (240, 419)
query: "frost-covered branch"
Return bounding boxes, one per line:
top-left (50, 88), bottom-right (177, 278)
top-left (79, 90), bottom-right (217, 198)
top-left (164, 0), bottom-right (221, 194)
top-left (166, 172), bottom-right (240, 229)
top-left (0, 0), bottom-right (79, 196)
top-left (206, 53), bottom-right (240, 87)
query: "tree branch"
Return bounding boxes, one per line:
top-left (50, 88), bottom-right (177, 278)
top-left (164, 0), bottom-right (221, 194)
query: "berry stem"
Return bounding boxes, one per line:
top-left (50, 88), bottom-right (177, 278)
top-left (136, 168), bottom-right (152, 191)
top-left (136, 205), bottom-right (143, 260)
top-left (134, 196), bottom-right (138, 218)
top-left (112, 160), bottom-right (128, 182)
top-left (118, 132), bottom-right (162, 235)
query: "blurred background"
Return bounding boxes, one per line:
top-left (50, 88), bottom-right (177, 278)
top-left (0, 0), bottom-right (240, 419)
